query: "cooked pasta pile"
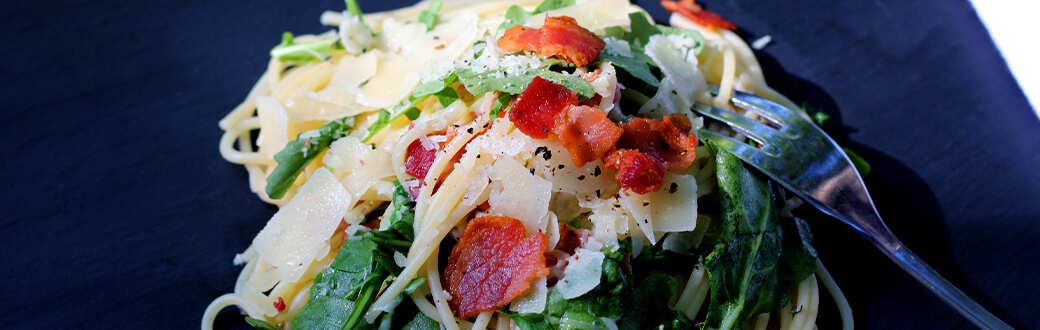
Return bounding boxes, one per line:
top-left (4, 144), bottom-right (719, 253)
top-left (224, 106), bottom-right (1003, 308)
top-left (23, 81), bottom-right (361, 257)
top-left (204, 0), bottom-right (854, 329)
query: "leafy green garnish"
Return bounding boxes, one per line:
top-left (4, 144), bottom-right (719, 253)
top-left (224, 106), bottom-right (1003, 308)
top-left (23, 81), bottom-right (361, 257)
top-left (345, 0), bottom-right (364, 22)
top-left (244, 317), bottom-right (279, 330)
top-left (456, 67), bottom-right (595, 99)
top-left (497, 0), bottom-right (576, 31)
top-left (416, 0), bottom-right (442, 31)
top-left (292, 180), bottom-right (418, 329)
top-left (489, 92), bottom-right (514, 120)
top-left (778, 218), bottom-right (818, 285)
top-left (412, 73), bottom-right (460, 108)
top-left (842, 147), bottom-right (871, 176)
top-left (703, 140), bottom-right (787, 329)
top-left (597, 53), bottom-right (659, 87)
top-left (265, 116), bottom-right (354, 199)
top-left (361, 104), bottom-right (422, 143)
top-left (813, 112), bottom-right (831, 126)
top-left (270, 32), bottom-right (339, 63)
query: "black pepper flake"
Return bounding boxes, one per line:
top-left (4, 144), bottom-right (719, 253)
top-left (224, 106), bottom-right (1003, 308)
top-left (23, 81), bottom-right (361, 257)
top-left (542, 149), bottom-right (552, 160)
top-left (534, 146), bottom-right (548, 156)
top-left (669, 182), bottom-right (678, 194)
top-left (476, 154), bottom-right (481, 158)
top-left (643, 219), bottom-right (649, 223)
top-left (577, 175), bottom-right (585, 181)
top-left (529, 168), bottom-right (535, 175)
top-left (483, 123), bottom-right (490, 128)
top-left (467, 127), bottom-right (474, 134)
top-left (596, 189), bottom-right (602, 198)
top-left (593, 166), bottom-right (601, 176)
top-left (558, 164), bottom-right (565, 169)
top-left (642, 201), bottom-right (650, 206)
top-left (542, 128), bottom-right (548, 132)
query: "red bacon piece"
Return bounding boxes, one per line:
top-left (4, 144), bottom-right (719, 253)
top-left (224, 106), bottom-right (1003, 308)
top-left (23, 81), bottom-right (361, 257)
top-left (615, 115), bottom-right (698, 170)
top-left (498, 16), bottom-right (605, 67)
top-left (443, 216), bottom-right (549, 319)
top-left (604, 149), bottom-right (666, 194)
top-left (554, 105), bottom-right (623, 167)
top-left (509, 76), bottom-right (577, 139)
top-left (661, 0), bottom-right (736, 30)
top-left (405, 139), bottom-right (437, 180)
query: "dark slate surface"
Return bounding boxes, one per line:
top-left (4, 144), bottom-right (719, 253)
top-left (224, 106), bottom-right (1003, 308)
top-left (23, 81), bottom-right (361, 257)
top-left (2, 0), bottom-right (1037, 328)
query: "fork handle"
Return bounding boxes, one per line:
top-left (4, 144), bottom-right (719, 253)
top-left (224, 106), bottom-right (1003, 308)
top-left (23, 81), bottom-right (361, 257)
top-left (878, 242), bottom-right (1012, 329)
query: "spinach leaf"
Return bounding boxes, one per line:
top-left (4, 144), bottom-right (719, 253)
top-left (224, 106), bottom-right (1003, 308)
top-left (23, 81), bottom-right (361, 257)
top-left (618, 275), bottom-right (693, 330)
top-left (702, 140), bottom-right (787, 330)
top-left (416, 0), bottom-right (442, 31)
top-left (622, 13), bottom-right (660, 48)
top-left (244, 317), bottom-right (278, 330)
top-left (533, 0), bottom-right (575, 13)
top-left (265, 116), bottom-right (354, 199)
top-left (292, 180), bottom-right (419, 329)
top-left (777, 218), bottom-right (817, 285)
top-left (270, 32), bottom-right (339, 63)
top-left (457, 68), bottom-right (595, 99)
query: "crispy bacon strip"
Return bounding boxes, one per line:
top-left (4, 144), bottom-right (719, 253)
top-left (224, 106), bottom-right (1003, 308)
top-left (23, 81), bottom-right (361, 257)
top-left (443, 216), bottom-right (549, 319)
top-left (661, 0), bottom-right (736, 30)
top-left (555, 105), bottom-right (623, 167)
top-left (615, 115), bottom-right (698, 170)
top-left (509, 76), bottom-right (577, 139)
top-left (498, 16), bottom-right (605, 66)
top-left (605, 149), bottom-right (666, 194)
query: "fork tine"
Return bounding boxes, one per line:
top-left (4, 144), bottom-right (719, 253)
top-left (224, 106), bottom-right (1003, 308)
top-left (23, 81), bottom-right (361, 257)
top-left (697, 129), bottom-right (776, 164)
top-left (731, 91), bottom-right (804, 134)
top-left (693, 103), bottom-right (785, 154)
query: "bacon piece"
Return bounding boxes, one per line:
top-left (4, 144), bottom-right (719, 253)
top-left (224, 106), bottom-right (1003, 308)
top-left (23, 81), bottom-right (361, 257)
top-left (604, 149), bottom-right (666, 194)
top-left (443, 216), bottom-right (549, 319)
top-left (509, 76), bottom-right (577, 139)
top-left (615, 115), bottom-right (698, 170)
top-left (554, 105), bottom-right (623, 167)
top-left (661, 0), bottom-right (736, 30)
top-left (405, 139), bottom-right (437, 180)
top-left (498, 16), bottom-right (605, 66)
top-left (556, 223), bottom-right (588, 255)
top-left (273, 297), bottom-right (286, 313)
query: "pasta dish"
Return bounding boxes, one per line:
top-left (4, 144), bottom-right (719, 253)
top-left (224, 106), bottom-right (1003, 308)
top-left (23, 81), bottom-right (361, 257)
top-left (204, 0), bottom-right (854, 328)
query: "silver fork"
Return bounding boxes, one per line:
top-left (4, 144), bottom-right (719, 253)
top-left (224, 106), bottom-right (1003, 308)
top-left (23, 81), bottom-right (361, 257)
top-left (693, 87), bottom-right (1012, 329)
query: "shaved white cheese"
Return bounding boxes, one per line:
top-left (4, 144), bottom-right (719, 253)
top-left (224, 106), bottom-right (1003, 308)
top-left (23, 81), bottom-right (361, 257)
top-left (256, 96), bottom-right (290, 159)
top-left (357, 52), bottom-right (422, 108)
top-left (555, 248), bottom-right (605, 299)
top-left (253, 168), bottom-right (352, 285)
top-left (466, 121), bottom-right (536, 158)
top-left (394, 251), bottom-right (408, 268)
top-left (642, 34), bottom-right (708, 116)
top-left (338, 12), bottom-right (376, 54)
top-left (535, 140), bottom-right (618, 203)
top-left (588, 62), bottom-right (618, 112)
top-left (487, 157), bottom-right (552, 235)
top-left (510, 276), bottom-right (548, 314)
top-left (325, 136), bottom-right (394, 178)
top-left (619, 172), bottom-right (699, 244)
top-left (586, 198), bottom-right (630, 247)
top-left (523, 0), bottom-right (631, 33)
top-left (602, 37), bottom-right (633, 57)
top-left (751, 35), bottom-right (772, 50)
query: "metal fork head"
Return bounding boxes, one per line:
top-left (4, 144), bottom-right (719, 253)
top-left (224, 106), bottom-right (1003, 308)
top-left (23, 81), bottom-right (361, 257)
top-left (693, 87), bottom-right (863, 225)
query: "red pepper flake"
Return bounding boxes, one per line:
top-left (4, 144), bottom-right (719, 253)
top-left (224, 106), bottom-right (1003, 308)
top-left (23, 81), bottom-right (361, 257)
top-left (604, 149), bottom-right (666, 194)
top-left (661, 0), bottom-right (736, 30)
top-left (498, 16), bottom-right (605, 66)
top-left (443, 216), bottom-right (549, 319)
top-left (273, 297), bottom-right (286, 313)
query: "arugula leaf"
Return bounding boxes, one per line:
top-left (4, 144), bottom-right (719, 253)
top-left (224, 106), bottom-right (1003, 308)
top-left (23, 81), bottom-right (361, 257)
top-left (618, 275), bottom-right (693, 330)
top-left (361, 104), bottom-right (422, 143)
top-left (270, 32), bottom-right (339, 63)
top-left (346, 0), bottom-right (364, 22)
top-left (265, 116), bottom-right (354, 199)
top-left (416, 0), bottom-right (442, 31)
top-left (597, 53), bottom-right (659, 87)
top-left (624, 13), bottom-right (661, 47)
top-left (497, 0), bottom-right (576, 31)
top-left (702, 141), bottom-right (787, 330)
top-left (244, 317), bottom-right (278, 330)
top-left (489, 92), bottom-right (514, 120)
top-left (412, 73), bottom-right (460, 107)
top-left (658, 26), bottom-right (706, 56)
top-left (842, 147), bottom-right (871, 176)
top-left (457, 67), bottom-right (595, 99)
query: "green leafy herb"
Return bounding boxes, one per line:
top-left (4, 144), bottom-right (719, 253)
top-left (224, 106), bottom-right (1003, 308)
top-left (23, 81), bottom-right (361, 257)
top-left (703, 140), bottom-right (786, 330)
top-left (842, 147), bottom-right (871, 176)
top-left (244, 317), bottom-right (279, 330)
top-left (270, 32), bottom-right (339, 63)
top-left (533, 0), bottom-right (575, 13)
top-left (623, 13), bottom-right (661, 48)
top-left (456, 67), bottom-right (595, 99)
top-left (813, 112), bottom-right (831, 126)
top-left (265, 116), bottom-right (354, 199)
top-left (411, 73), bottom-right (460, 107)
top-left (361, 104), bottom-right (422, 143)
top-left (658, 26), bottom-right (705, 56)
top-left (417, 0), bottom-right (442, 31)
top-left (489, 92), bottom-right (514, 120)
top-left (597, 53), bottom-right (659, 87)
top-left (346, 0), bottom-right (364, 22)
top-left (293, 180), bottom-right (418, 329)
top-left (497, 0), bottom-right (576, 31)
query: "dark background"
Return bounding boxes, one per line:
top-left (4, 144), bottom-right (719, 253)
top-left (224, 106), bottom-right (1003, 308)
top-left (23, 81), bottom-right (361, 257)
top-left (2, 0), bottom-right (1038, 328)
